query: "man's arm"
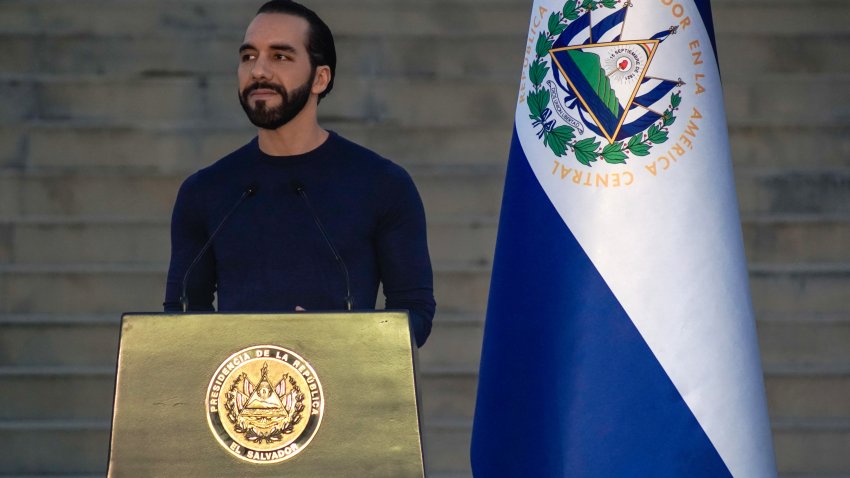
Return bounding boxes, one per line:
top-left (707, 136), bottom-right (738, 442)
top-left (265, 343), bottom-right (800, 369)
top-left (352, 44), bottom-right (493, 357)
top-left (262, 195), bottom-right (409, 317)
top-left (375, 168), bottom-right (436, 347)
top-left (163, 175), bottom-right (217, 312)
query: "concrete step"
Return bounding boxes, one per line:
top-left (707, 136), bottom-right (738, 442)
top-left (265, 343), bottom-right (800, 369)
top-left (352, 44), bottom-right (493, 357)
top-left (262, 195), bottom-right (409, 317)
top-left (1, 417), bottom-right (846, 476)
top-left (423, 420), bottom-right (472, 474)
top-left (13, 122), bottom-right (514, 171)
top-left (0, 366), bottom-right (114, 421)
top-left (2, 324), bottom-right (848, 422)
top-left (6, 166), bottom-right (850, 217)
top-left (3, 310), bottom-right (846, 378)
top-left (6, 30), bottom-right (847, 79)
top-left (717, 33), bottom-right (850, 75)
top-left (17, 121), bottom-right (850, 174)
top-left (3, 213), bottom-right (849, 265)
top-left (1, 167), bottom-right (848, 218)
top-left (0, 167), bottom-right (507, 218)
top-left (757, 314), bottom-right (850, 366)
top-left (0, 1), bottom-right (529, 38)
top-left (729, 122), bottom-right (850, 169)
top-left (749, 263), bottom-right (850, 315)
top-left (0, 75), bottom-right (519, 128)
top-left (0, 313), bottom-right (485, 371)
top-left (0, 315), bottom-right (120, 367)
top-left (17, 123), bottom-right (254, 173)
top-left (8, 118), bottom-right (850, 172)
top-left (0, 170), bottom-right (183, 218)
top-left (0, 264), bottom-right (169, 314)
top-left (711, 2), bottom-right (850, 36)
top-left (2, 73), bottom-right (848, 126)
top-left (0, 0), bottom-right (846, 37)
top-left (0, 218), bottom-right (170, 265)
top-left (774, 418), bottom-right (850, 475)
top-left (0, 419), bottom-right (463, 476)
top-left (0, 475), bottom-right (103, 478)
top-left (0, 420), bottom-right (108, 475)
top-left (735, 168), bottom-right (850, 216)
top-left (0, 126), bottom-right (26, 170)
top-left (1, 261), bottom-right (848, 315)
top-left (0, 364), bottom-right (477, 424)
top-left (779, 475), bottom-right (850, 478)
top-left (742, 215), bottom-right (850, 263)
top-left (0, 214), bottom-right (498, 266)
top-left (0, 33), bottom-right (525, 81)
top-left (425, 417), bottom-right (850, 475)
top-left (766, 364), bottom-right (850, 422)
top-left (422, 364), bottom-right (850, 424)
top-left (425, 313), bottom-right (850, 373)
top-left (723, 74), bottom-right (850, 125)
top-left (0, 263), bottom-right (493, 314)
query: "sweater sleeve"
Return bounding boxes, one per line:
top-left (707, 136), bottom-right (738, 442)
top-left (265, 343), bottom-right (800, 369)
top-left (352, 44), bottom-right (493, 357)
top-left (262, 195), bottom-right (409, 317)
top-left (375, 168), bottom-right (436, 347)
top-left (163, 174), bottom-right (217, 312)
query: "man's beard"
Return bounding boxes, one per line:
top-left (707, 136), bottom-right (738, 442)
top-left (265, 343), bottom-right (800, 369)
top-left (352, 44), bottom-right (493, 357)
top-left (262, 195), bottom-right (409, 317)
top-left (238, 76), bottom-right (312, 130)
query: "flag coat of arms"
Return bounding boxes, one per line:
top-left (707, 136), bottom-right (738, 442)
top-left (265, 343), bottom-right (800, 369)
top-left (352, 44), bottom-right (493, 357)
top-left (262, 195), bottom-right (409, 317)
top-left (471, 0), bottom-right (777, 476)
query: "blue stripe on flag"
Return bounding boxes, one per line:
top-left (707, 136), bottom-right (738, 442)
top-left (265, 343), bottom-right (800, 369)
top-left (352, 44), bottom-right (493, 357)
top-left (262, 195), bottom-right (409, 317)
top-left (554, 12), bottom-right (590, 49)
top-left (632, 80), bottom-right (679, 109)
top-left (590, 8), bottom-right (627, 42)
top-left (470, 130), bottom-right (732, 477)
top-left (694, 0), bottom-right (719, 63)
top-left (615, 111), bottom-right (662, 140)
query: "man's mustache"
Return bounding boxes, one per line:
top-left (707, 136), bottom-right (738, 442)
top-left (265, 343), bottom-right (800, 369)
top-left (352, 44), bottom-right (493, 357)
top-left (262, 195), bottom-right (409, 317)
top-left (242, 82), bottom-right (286, 97)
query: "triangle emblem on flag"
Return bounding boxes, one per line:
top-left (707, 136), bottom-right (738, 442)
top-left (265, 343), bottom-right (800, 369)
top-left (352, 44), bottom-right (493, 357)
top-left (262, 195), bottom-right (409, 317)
top-left (550, 40), bottom-right (659, 144)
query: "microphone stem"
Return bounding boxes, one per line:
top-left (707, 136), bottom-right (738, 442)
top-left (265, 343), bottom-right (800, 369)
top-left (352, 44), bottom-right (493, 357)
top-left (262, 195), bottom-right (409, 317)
top-left (180, 186), bottom-right (255, 312)
top-left (296, 186), bottom-right (353, 311)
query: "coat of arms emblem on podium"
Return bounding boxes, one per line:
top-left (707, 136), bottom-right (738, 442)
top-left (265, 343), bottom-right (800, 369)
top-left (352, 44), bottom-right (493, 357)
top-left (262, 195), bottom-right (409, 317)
top-left (206, 345), bottom-right (325, 463)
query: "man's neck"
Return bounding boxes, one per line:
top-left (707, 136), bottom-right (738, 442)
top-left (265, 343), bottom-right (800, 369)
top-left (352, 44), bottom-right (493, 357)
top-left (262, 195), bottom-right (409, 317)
top-left (257, 110), bottom-right (328, 156)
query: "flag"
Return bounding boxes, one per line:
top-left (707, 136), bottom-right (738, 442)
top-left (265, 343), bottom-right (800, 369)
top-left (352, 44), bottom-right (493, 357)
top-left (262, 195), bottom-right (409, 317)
top-left (470, 1), bottom-right (777, 476)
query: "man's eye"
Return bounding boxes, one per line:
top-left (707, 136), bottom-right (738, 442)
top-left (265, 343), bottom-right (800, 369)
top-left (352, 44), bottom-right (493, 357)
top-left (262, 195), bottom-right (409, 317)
top-left (240, 54), bottom-right (256, 62)
top-left (275, 54), bottom-right (289, 61)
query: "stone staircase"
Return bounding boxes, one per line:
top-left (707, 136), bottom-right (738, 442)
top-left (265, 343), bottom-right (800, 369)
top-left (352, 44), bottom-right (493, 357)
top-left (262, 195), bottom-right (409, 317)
top-left (0, 0), bottom-right (848, 476)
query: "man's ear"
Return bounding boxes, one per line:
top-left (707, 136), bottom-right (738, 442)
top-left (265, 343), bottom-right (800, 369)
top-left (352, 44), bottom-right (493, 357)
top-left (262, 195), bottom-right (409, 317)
top-left (312, 65), bottom-right (331, 95)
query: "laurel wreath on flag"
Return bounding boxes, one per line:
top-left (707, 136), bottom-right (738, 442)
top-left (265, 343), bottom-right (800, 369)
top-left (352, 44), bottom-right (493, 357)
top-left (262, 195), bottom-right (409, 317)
top-left (528, 0), bottom-right (681, 166)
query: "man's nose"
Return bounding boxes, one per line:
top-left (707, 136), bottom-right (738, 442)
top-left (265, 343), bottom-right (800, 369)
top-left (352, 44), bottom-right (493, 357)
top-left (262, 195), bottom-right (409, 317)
top-left (251, 56), bottom-right (271, 80)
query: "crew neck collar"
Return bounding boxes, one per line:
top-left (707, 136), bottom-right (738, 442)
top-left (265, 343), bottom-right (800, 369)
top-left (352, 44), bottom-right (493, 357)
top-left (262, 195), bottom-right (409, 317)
top-left (255, 130), bottom-right (336, 164)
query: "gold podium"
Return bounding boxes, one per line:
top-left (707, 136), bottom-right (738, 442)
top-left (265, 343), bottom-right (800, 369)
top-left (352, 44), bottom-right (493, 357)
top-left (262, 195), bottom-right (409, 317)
top-left (107, 312), bottom-right (425, 477)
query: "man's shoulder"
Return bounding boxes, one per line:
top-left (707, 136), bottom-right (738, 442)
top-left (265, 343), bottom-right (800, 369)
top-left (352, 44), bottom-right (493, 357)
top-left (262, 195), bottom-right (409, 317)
top-left (331, 132), bottom-right (412, 181)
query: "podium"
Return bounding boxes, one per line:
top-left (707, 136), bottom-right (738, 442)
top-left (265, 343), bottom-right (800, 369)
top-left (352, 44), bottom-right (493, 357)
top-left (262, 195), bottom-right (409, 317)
top-left (107, 312), bottom-right (425, 477)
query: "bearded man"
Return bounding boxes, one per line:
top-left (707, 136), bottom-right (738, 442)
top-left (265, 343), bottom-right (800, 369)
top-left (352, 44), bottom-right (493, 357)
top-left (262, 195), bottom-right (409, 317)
top-left (163, 0), bottom-right (435, 346)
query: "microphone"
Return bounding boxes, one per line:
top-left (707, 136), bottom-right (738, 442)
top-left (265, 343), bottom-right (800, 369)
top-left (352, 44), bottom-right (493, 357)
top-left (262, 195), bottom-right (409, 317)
top-left (293, 180), bottom-right (354, 311)
top-left (180, 184), bottom-right (258, 312)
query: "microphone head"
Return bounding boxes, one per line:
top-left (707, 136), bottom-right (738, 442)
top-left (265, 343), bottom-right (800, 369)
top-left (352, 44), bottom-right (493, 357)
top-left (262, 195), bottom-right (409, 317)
top-left (245, 184), bottom-right (259, 196)
top-left (292, 180), bottom-right (306, 193)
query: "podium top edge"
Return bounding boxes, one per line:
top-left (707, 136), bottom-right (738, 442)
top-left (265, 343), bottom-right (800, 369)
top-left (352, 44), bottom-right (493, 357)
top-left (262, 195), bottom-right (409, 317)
top-left (121, 310), bottom-right (411, 319)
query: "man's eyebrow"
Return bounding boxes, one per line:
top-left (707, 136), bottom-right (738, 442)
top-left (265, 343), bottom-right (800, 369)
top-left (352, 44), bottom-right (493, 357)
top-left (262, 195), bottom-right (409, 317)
top-left (269, 44), bottom-right (297, 53)
top-left (238, 43), bottom-right (298, 53)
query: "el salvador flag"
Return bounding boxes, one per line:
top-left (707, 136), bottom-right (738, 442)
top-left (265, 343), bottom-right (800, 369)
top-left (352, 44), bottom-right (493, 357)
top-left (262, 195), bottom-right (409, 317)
top-left (470, 1), bottom-right (777, 476)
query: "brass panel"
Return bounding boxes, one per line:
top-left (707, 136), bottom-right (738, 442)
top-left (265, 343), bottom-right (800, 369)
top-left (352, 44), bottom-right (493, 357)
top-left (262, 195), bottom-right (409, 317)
top-left (108, 312), bottom-right (424, 477)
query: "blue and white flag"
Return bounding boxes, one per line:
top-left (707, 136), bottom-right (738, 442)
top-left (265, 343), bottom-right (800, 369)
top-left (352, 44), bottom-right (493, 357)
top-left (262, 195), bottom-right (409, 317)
top-left (471, 1), bottom-right (777, 476)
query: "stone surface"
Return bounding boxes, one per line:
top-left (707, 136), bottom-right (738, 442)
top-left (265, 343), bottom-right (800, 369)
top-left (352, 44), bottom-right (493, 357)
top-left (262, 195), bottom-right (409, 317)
top-left (1, 0), bottom-right (849, 475)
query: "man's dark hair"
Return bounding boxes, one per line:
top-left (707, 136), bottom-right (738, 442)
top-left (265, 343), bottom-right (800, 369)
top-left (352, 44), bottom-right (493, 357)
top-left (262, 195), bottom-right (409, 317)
top-left (256, 0), bottom-right (336, 100)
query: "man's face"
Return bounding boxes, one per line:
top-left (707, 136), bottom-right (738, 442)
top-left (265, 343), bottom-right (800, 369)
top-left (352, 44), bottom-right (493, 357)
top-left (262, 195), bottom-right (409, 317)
top-left (238, 13), bottom-right (316, 130)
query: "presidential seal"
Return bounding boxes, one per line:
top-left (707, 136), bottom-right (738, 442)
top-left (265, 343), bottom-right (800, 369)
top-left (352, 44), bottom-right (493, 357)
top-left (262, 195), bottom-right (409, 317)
top-left (206, 345), bottom-right (324, 463)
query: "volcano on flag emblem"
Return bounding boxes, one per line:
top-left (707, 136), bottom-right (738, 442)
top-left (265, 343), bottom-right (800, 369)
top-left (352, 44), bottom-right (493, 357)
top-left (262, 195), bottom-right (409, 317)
top-left (551, 41), bottom-right (658, 144)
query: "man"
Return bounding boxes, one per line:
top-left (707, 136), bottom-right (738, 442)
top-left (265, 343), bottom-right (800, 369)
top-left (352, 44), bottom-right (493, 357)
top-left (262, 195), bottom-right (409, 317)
top-left (163, 0), bottom-right (435, 346)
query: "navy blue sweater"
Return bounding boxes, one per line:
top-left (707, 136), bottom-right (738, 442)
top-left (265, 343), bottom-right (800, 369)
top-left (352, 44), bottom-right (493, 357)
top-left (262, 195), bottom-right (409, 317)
top-left (163, 132), bottom-right (435, 346)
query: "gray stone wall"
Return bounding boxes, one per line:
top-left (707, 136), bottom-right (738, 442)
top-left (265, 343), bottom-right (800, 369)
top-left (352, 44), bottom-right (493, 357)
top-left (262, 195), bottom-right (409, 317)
top-left (0, 0), bottom-right (848, 476)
